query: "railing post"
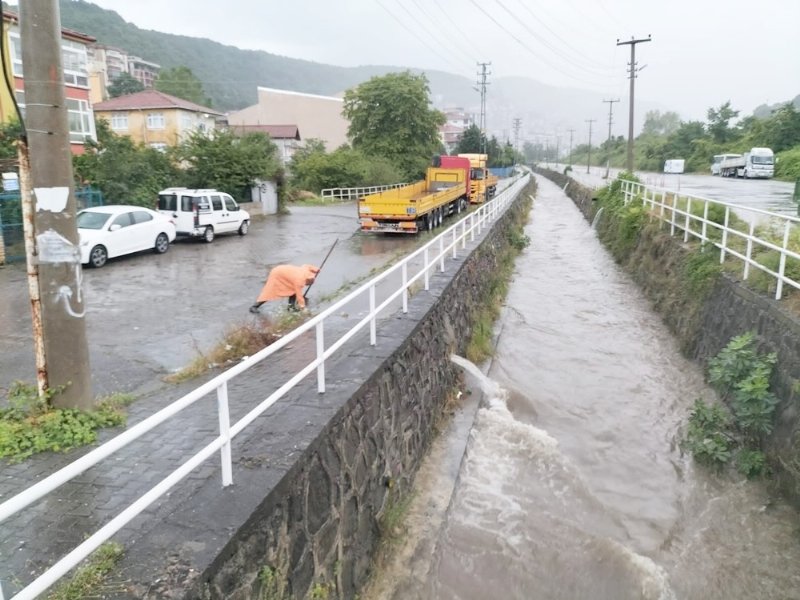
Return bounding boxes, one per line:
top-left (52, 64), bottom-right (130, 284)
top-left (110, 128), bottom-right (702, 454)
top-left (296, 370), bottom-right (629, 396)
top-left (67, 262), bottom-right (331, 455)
top-left (659, 190), bottom-right (665, 221)
top-left (684, 196), bottom-right (691, 243)
top-left (369, 284), bottom-right (377, 345)
top-left (216, 382), bottom-right (233, 487)
top-left (452, 228), bottom-right (457, 259)
top-left (424, 247), bottom-right (430, 290)
top-left (316, 321), bottom-right (325, 393)
top-left (439, 236), bottom-right (445, 271)
top-left (701, 200), bottom-right (709, 249)
top-left (670, 193), bottom-right (677, 236)
top-left (777, 220), bottom-right (791, 299)
top-left (462, 219), bottom-right (467, 249)
top-left (744, 221), bottom-right (755, 280)
top-left (470, 212), bottom-right (475, 242)
top-left (720, 207), bottom-right (730, 263)
top-left (402, 263), bottom-right (408, 313)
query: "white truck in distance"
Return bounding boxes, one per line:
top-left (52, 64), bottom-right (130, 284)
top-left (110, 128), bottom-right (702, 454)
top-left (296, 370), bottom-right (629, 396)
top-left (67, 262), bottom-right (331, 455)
top-left (719, 147), bottom-right (774, 178)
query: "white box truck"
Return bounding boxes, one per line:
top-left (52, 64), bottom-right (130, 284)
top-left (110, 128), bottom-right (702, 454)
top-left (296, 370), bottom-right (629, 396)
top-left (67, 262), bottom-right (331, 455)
top-left (664, 159), bottom-right (685, 174)
top-left (719, 148), bottom-right (774, 178)
top-left (711, 153), bottom-right (742, 176)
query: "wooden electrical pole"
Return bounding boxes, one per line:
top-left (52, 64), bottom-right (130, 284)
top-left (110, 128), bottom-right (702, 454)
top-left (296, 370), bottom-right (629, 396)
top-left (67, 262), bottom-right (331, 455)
top-left (616, 35), bottom-right (652, 172)
top-left (20, 0), bottom-right (93, 409)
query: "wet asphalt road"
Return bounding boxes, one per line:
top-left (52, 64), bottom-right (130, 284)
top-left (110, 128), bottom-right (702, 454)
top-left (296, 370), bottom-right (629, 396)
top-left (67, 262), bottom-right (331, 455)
top-left (0, 202), bottom-right (423, 397)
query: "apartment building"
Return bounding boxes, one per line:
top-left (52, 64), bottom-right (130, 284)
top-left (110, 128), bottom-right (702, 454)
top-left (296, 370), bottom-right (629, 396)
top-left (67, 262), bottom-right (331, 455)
top-left (87, 45), bottom-right (161, 103)
top-left (0, 11), bottom-right (97, 154)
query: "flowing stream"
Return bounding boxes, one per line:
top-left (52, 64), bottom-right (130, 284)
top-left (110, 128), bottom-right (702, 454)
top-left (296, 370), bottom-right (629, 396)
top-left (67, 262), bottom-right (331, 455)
top-left (365, 176), bottom-right (800, 600)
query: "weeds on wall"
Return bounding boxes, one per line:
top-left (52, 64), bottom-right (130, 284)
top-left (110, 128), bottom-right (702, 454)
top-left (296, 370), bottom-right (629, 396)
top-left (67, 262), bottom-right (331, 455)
top-left (0, 382), bottom-right (131, 462)
top-left (465, 184), bottom-right (533, 363)
top-left (683, 332), bottom-right (779, 478)
top-left (46, 542), bottom-right (124, 600)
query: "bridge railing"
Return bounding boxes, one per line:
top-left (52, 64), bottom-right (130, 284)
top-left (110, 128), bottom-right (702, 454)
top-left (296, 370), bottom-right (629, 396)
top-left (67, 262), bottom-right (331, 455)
top-left (621, 179), bottom-right (800, 300)
top-left (0, 174), bottom-right (531, 600)
top-left (320, 183), bottom-right (411, 201)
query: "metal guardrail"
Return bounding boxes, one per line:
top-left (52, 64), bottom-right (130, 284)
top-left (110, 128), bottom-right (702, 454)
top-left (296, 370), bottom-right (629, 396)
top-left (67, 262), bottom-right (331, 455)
top-left (0, 174), bottom-right (531, 600)
top-left (621, 179), bottom-right (800, 300)
top-left (320, 183), bottom-right (411, 201)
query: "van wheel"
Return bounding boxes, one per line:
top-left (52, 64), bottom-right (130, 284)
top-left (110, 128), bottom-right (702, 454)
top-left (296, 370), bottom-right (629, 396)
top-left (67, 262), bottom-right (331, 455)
top-left (238, 220), bottom-right (249, 236)
top-left (89, 245), bottom-right (108, 268)
top-left (203, 226), bottom-right (215, 243)
top-left (154, 233), bottom-right (170, 254)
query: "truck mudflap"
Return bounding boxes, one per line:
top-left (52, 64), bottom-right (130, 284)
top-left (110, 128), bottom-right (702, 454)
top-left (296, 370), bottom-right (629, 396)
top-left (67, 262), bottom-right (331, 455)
top-left (359, 218), bottom-right (419, 234)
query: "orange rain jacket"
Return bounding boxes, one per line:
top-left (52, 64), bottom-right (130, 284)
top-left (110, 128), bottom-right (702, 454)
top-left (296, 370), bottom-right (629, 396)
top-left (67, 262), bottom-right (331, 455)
top-left (256, 264), bottom-right (320, 308)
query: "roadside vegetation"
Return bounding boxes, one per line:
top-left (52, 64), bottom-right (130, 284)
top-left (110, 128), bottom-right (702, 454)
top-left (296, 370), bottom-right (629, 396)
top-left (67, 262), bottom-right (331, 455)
top-left (0, 382), bottom-right (132, 462)
top-left (527, 98), bottom-right (800, 180)
top-left (45, 542), bottom-right (125, 600)
top-left (586, 172), bottom-right (794, 483)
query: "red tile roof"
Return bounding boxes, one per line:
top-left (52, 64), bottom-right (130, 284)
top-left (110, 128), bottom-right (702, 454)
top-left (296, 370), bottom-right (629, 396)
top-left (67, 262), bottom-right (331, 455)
top-left (93, 89), bottom-right (222, 115)
top-left (227, 124), bottom-right (300, 140)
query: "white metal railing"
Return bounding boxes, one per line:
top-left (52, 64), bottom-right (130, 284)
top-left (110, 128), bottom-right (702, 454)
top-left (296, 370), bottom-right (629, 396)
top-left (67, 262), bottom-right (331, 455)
top-left (0, 174), bottom-right (530, 600)
top-left (621, 179), bottom-right (800, 300)
top-left (320, 182), bottom-right (411, 201)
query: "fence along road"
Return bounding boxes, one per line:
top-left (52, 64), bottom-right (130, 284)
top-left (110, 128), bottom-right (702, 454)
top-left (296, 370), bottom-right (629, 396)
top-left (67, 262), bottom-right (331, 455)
top-left (0, 174), bottom-right (530, 600)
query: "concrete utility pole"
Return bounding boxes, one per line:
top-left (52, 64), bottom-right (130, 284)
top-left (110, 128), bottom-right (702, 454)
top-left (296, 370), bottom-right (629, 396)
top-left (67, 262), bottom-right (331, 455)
top-left (616, 35), bottom-right (652, 172)
top-left (20, 0), bottom-right (93, 409)
top-left (567, 128), bottom-right (575, 167)
top-left (602, 98), bottom-right (620, 178)
top-left (585, 119), bottom-right (596, 174)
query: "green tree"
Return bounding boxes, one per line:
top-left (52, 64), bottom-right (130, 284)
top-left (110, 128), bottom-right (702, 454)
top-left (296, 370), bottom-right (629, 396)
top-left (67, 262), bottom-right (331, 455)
top-left (175, 129), bottom-right (280, 200)
top-left (74, 120), bottom-right (179, 206)
top-left (455, 124), bottom-right (484, 154)
top-left (107, 73), bottom-right (144, 98)
top-left (707, 101), bottom-right (740, 144)
top-left (641, 110), bottom-right (681, 137)
top-left (155, 66), bottom-right (211, 106)
top-left (342, 71), bottom-right (445, 179)
top-left (0, 118), bottom-right (23, 159)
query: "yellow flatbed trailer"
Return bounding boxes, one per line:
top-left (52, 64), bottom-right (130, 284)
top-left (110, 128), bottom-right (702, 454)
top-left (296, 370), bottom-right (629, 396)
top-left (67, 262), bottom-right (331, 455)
top-left (358, 166), bottom-right (469, 234)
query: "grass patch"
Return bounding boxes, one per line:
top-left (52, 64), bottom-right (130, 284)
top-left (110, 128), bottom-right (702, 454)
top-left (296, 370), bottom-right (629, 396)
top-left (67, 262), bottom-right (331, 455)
top-left (165, 311), bottom-right (308, 383)
top-left (0, 383), bottom-right (132, 462)
top-left (46, 542), bottom-right (124, 600)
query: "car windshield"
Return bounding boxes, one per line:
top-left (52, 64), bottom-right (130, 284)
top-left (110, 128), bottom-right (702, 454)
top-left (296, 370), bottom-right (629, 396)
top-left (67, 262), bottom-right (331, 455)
top-left (77, 211), bottom-right (112, 230)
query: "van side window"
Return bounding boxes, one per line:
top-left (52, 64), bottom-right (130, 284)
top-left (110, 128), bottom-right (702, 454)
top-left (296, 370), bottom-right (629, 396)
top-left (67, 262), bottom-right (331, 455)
top-left (181, 196), bottom-right (194, 212)
top-left (158, 194), bottom-right (177, 211)
top-left (224, 197), bottom-right (238, 211)
top-left (194, 197), bottom-right (211, 212)
top-left (211, 195), bottom-right (223, 211)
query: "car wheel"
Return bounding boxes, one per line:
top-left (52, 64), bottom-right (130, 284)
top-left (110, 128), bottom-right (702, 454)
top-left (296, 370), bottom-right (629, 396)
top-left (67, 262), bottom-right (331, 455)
top-left (89, 245), bottom-right (108, 268)
top-left (154, 233), bottom-right (170, 254)
top-left (203, 226), bottom-right (215, 243)
top-left (238, 220), bottom-right (249, 236)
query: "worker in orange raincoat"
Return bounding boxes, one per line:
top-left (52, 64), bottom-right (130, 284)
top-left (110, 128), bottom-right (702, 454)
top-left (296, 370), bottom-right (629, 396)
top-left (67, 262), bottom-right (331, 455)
top-left (249, 264), bottom-right (320, 313)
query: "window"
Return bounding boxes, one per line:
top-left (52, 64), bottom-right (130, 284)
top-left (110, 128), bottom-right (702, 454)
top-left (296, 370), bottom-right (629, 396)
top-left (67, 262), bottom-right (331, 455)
top-left (111, 213), bottom-right (133, 229)
top-left (180, 196), bottom-right (194, 212)
top-left (149, 142), bottom-right (168, 152)
top-left (61, 40), bottom-right (89, 87)
top-left (147, 113), bottom-right (165, 129)
top-left (13, 90), bottom-right (25, 120)
top-left (224, 197), bottom-right (238, 211)
top-left (158, 194), bottom-right (177, 211)
top-left (180, 113), bottom-right (193, 130)
top-left (9, 32), bottom-right (22, 77)
top-left (210, 196), bottom-right (223, 211)
top-left (111, 114), bottom-right (128, 131)
top-left (67, 99), bottom-right (95, 143)
top-left (131, 211), bottom-right (153, 224)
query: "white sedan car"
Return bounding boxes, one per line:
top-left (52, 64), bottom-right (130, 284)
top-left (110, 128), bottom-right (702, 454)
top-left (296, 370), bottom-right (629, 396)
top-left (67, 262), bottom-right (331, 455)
top-left (77, 205), bottom-right (177, 268)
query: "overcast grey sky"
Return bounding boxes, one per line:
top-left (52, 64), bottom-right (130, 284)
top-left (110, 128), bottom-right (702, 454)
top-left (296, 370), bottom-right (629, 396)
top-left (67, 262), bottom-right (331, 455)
top-left (86, 0), bottom-right (799, 122)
